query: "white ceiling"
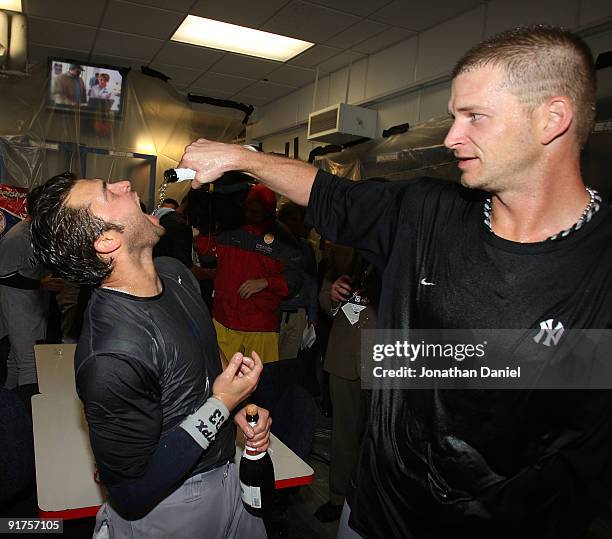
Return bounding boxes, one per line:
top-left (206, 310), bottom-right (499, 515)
top-left (23, 0), bottom-right (483, 107)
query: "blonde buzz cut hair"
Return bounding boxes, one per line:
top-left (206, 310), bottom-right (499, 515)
top-left (452, 25), bottom-right (597, 147)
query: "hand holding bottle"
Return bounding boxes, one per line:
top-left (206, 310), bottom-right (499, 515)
top-left (239, 404), bottom-right (275, 517)
top-left (178, 138), bottom-right (258, 189)
top-left (234, 405), bottom-right (272, 452)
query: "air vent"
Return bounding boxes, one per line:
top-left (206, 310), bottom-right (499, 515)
top-left (309, 108), bottom-right (338, 134)
top-left (308, 103), bottom-right (377, 144)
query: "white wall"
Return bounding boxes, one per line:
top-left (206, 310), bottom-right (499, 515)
top-left (250, 0), bottom-right (612, 161)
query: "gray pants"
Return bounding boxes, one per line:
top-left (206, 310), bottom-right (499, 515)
top-left (94, 462), bottom-right (266, 539)
top-left (337, 502), bottom-right (363, 539)
top-left (0, 286), bottom-right (47, 388)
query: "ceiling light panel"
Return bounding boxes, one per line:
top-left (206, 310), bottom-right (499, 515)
top-left (0, 0), bottom-right (21, 12)
top-left (171, 15), bottom-right (314, 62)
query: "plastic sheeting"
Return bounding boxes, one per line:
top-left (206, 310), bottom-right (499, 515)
top-left (0, 62), bottom-right (245, 209)
top-left (313, 116), bottom-right (612, 205)
top-left (314, 117), bottom-right (460, 183)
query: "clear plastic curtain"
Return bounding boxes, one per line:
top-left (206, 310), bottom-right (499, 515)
top-left (314, 117), bottom-right (459, 183)
top-left (0, 62), bottom-right (245, 209)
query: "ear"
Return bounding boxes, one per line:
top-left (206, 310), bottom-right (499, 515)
top-left (94, 231), bottom-right (121, 256)
top-left (538, 97), bottom-right (573, 145)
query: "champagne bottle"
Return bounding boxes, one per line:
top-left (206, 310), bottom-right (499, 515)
top-left (239, 404), bottom-right (275, 518)
top-left (163, 168), bottom-right (196, 183)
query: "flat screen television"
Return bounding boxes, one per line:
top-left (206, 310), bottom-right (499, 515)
top-left (48, 58), bottom-right (128, 118)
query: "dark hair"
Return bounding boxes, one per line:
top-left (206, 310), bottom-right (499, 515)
top-left (161, 198), bottom-right (179, 209)
top-left (30, 172), bottom-right (124, 285)
top-left (453, 25), bottom-right (596, 147)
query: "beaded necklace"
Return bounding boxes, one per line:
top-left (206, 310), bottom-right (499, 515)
top-left (483, 187), bottom-right (601, 241)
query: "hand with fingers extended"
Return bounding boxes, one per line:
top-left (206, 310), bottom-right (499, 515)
top-left (212, 351), bottom-right (263, 412)
top-left (234, 405), bottom-right (272, 453)
top-left (330, 274), bottom-right (352, 303)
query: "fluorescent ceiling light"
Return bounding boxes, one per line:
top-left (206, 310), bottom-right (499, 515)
top-left (172, 15), bottom-right (314, 62)
top-left (0, 0), bottom-right (21, 12)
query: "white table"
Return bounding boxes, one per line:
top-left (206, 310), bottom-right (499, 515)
top-left (34, 344), bottom-right (77, 395)
top-left (32, 345), bottom-right (314, 519)
top-left (31, 393), bottom-right (105, 519)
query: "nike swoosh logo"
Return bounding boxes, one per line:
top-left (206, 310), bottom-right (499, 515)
top-left (420, 278), bottom-right (436, 286)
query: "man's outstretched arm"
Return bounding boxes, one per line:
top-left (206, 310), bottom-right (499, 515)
top-left (179, 139), bottom-right (317, 206)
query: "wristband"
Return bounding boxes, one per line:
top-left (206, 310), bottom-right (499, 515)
top-left (180, 397), bottom-right (229, 450)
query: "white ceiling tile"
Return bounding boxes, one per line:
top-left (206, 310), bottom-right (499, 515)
top-left (369, 0), bottom-right (482, 31)
top-left (28, 17), bottom-right (96, 51)
top-left (25, 0), bottom-right (106, 26)
top-left (153, 42), bottom-right (224, 69)
top-left (289, 44), bottom-right (342, 68)
top-left (212, 54), bottom-right (279, 79)
top-left (191, 72), bottom-right (256, 94)
top-left (305, 0), bottom-right (394, 18)
top-left (265, 65), bottom-right (316, 87)
top-left (325, 19), bottom-right (389, 50)
top-left (89, 54), bottom-right (144, 70)
top-left (188, 87), bottom-right (237, 99)
top-left (238, 80), bottom-right (295, 101)
top-left (125, 0), bottom-right (194, 12)
top-left (261, 1), bottom-right (361, 42)
top-left (102, 1), bottom-right (185, 39)
top-left (232, 92), bottom-right (273, 106)
top-left (148, 63), bottom-right (203, 87)
top-left (351, 26), bottom-right (414, 54)
top-left (485, 0), bottom-right (580, 37)
top-left (94, 30), bottom-right (163, 63)
top-left (190, 0), bottom-right (290, 28)
top-left (29, 44), bottom-right (89, 66)
top-left (317, 50), bottom-right (365, 73)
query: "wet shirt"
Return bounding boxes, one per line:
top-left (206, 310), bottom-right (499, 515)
top-left (75, 257), bottom-right (235, 487)
top-left (306, 170), bottom-right (612, 538)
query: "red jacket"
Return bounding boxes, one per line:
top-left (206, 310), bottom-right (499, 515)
top-left (212, 222), bottom-right (302, 332)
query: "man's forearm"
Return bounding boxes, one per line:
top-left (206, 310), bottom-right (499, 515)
top-left (180, 140), bottom-right (318, 206)
top-left (106, 427), bottom-right (203, 519)
top-left (105, 397), bottom-right (230, 518)
top-left (242, 152), bottom-right (317, 207)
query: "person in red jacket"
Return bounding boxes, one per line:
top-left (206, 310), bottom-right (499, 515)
top-left (213, 184), bottom-right (302, 364)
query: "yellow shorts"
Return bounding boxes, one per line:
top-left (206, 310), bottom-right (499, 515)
top-left (213, 319), bottom-right (279, 364)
